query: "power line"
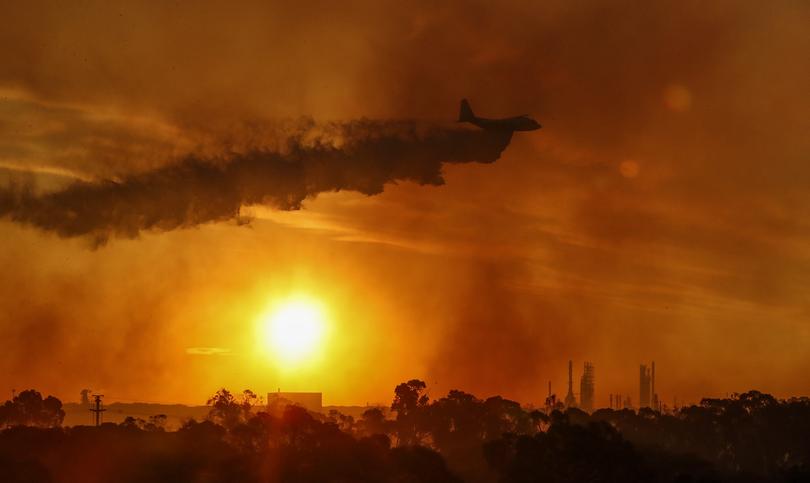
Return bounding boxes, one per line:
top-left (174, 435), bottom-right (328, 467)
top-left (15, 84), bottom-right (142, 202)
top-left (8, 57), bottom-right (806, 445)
top-left (89, 394), bottom-right (106, 426)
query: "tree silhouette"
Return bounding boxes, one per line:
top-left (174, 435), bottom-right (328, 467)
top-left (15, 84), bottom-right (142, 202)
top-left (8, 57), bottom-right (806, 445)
top-left (0, 390), bottom-right (64, 428)
top-left (359, 407), bottom-right (390, 437)
top-left (392, 379), bottom-right (430, 446)
top-left (206, 389), bottom-right (259, 430)
top-left (483, 420), bottom-right (649, 483)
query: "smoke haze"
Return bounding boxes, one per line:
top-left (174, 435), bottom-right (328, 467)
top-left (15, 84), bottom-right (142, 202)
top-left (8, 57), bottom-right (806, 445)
top-left (0, 0), bottom-right (808, 406)
top-left (1, 121), bottom-right (511, 244)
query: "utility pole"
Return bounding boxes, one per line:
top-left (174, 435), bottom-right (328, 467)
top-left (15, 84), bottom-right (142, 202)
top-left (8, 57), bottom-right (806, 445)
top-left (89, 394), bottom-right (106, 427)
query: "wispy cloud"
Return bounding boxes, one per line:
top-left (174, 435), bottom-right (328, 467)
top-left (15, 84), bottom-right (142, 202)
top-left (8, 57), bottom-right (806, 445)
top-left (185, 347), bottom-right (232, 356)
top-left (0, 159), bottom-right (96, 182)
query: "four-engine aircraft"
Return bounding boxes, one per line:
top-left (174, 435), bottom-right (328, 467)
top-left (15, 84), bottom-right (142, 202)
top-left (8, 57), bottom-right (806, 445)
top-left (458, 98), bottom-right (541, 131)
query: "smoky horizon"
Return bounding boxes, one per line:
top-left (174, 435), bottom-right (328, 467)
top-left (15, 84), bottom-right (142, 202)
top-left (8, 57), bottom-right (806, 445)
top-left (1, 0), bottom-right (808, 412)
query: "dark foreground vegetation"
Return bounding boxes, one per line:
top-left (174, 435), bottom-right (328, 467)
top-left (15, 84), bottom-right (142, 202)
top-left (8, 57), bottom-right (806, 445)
top-left (1, 384), bottom-right (809, 483)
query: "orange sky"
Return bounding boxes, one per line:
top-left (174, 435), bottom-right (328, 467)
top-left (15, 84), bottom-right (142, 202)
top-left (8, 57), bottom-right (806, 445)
top-left (1, 0), bottom-right (809, 407)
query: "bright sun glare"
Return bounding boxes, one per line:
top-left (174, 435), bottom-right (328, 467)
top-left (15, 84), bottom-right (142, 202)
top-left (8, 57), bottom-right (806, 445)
top-left (259, 297), bottom-right (328, 367)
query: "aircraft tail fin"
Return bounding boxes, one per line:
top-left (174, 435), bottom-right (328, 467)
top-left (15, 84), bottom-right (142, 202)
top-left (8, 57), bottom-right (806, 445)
top-left (458, 99), bottom-right (475, 122)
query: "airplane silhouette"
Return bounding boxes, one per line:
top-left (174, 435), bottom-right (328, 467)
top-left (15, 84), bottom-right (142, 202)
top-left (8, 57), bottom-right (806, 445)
top-left (458, 99), bottom-right (541, 131)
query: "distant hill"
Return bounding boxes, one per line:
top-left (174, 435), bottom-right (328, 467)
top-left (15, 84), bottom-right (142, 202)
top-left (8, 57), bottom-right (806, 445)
top-left (323, 405), bottom-right (383, 420)
top-left (63, 402), bottom-right (383, 429)
top-left (63, 402), bottom-right (209, 429)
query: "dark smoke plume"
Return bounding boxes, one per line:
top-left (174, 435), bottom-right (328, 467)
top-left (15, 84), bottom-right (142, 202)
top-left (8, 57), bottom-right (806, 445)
top-left (0, 120), bottom-right (512, 244)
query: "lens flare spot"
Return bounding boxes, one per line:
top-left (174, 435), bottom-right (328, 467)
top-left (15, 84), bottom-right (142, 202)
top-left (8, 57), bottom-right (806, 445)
top-left (619, 160), bottom-right (640, 178)
top-left (664, 84), bottom-right (692, 112)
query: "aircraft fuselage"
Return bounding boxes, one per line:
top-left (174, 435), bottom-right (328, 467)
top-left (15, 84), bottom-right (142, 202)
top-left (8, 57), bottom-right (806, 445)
top-left (458, 99), bottom-right (541, 131)
top-left (467, 115), bottom-right (541, 131)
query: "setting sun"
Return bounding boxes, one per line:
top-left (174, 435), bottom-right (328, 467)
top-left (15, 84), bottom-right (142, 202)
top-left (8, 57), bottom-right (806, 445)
top-left (258, 297), bottom-right (328, 367)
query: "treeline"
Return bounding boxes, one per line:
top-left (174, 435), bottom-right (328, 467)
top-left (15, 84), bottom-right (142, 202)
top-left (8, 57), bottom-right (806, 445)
top-left (0, 388), bottom-right (458, 483)
top-left (1, 383), bottom-right (809, 483)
